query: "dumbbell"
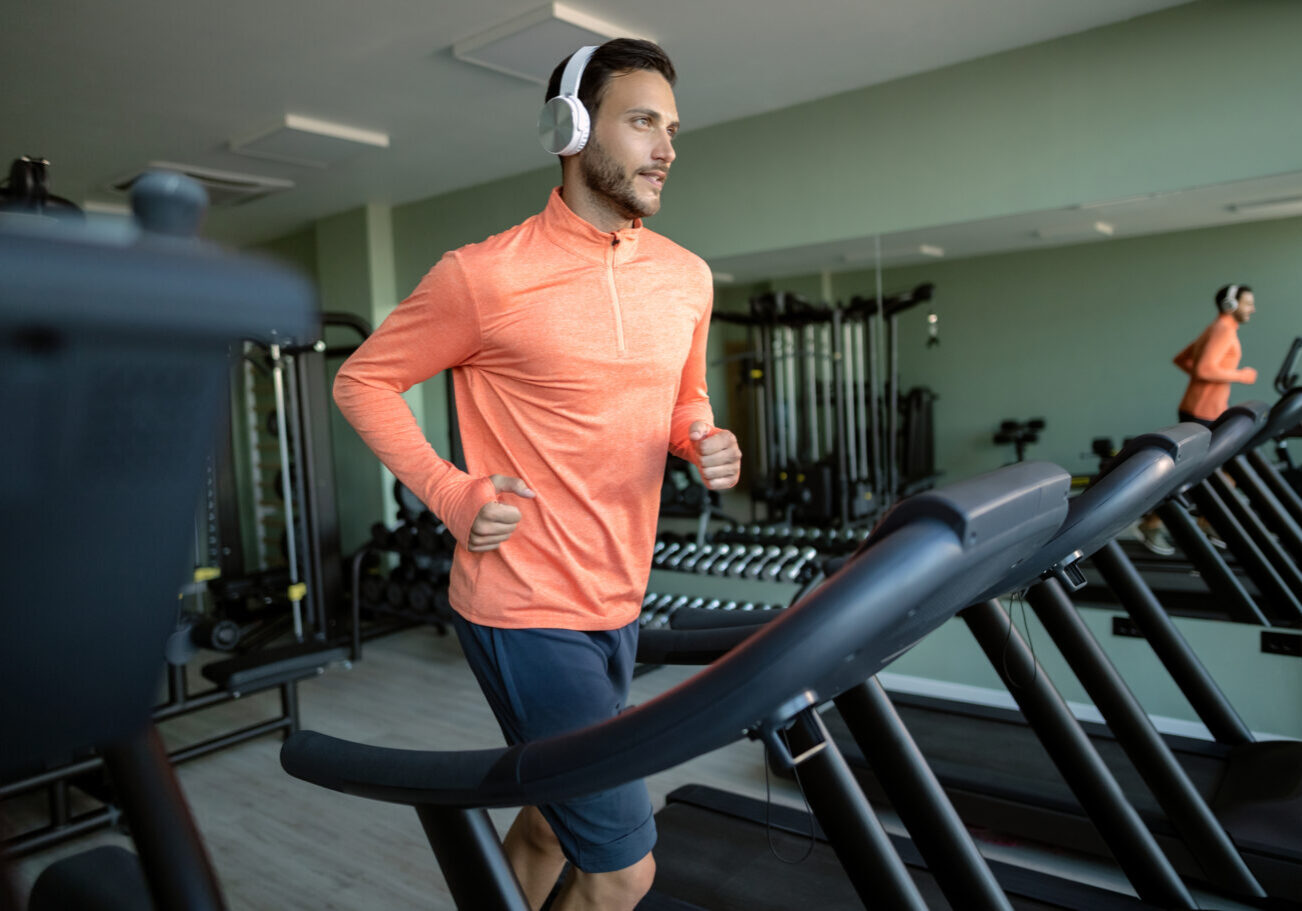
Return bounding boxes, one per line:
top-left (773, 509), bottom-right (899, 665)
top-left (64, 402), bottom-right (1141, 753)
top-left (716, 543), bottom-right (762, 576)
top-left (720, 600), bottom-right (739, 611)
top-left (654, 540), bottom-right (685, 567)
top-left (664, 542), bottom-right (698, 571)
top-left (654, 595), bottom-right (692, 627)
top-left (679, 544), bottom-right (713, 572)
top-left (761, 545), bottom-right (802, 581)
top-left (407, 578), bottom-right (438, 613)
top-left (743, 545), bottom-right (784, 579)
top-left (728, 544), bottom-right (768, 577)
top-left (640, 592), bottom-right (677, 626)
top-left (416, 513), bottom-right (450, 552)
top-left (639, 592), bottom-right (661, 626)
top-left (782, 546), bottom-right (821, 583)
top-left (695, 543), bottom-right (731, 574)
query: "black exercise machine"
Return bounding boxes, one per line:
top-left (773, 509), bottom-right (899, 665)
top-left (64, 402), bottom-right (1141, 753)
top-left (648, 419), bottom-right (1267, 909)
top-left (0, 171), bottom-right (315, 909)
top-left (814, 406), bottom-right (1301, 904)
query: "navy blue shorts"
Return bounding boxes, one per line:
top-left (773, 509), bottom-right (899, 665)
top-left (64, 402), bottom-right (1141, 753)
top-left (452, 614), bottom-right (656, 873)
top-left (1178, 410), bottom-right (1218, 429)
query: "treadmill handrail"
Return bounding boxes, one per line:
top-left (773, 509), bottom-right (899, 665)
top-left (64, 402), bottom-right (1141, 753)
top-left (973, 424), bottom-right (1210, 601)
top-left (1246, 388), bottom-right (1302, 451)
top-left (283, 523), bottom-right (961, 808)
top-left (1192, 402), bottom-right (1268, 481)
top-left (283, 463), bottom-right (1070, 810)
top-left (0, 226), bottom-right (316, 344)
top-left (643, 428), bottom-right (1213, 666)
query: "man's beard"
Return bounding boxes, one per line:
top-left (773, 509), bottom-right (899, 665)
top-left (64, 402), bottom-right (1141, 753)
top-left (579, 135), bottom-right (658, 221)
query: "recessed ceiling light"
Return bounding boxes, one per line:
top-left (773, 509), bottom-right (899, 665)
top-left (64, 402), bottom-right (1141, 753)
top-left (231, 114), bottom-right (389, 169)
top-left (843, 244), bottom-right (943, 263)
top-left (1226, 195), bottom-right (1302, 216)
top-left (453, 2), bottom-right (646, 85)
top-left (1033, 220), bottom-right (1115, 240)
top-left (1076, 189), bottom-right (1180, 210)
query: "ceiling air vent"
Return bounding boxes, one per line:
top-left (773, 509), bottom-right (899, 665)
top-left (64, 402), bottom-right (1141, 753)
top-left (109, 162), bottom-right (294, 208)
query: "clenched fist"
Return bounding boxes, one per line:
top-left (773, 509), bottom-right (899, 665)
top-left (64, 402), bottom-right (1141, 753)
top-left (689, 421), bottom-right (742, 491)
top-left (468, 474), bottom-right (535, 552)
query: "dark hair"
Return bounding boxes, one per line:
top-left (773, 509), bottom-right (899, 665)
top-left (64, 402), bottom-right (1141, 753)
top-left (545, 38), bottom-right (676, 119)
top-left (1214, 283), bottom-right (1252, 311)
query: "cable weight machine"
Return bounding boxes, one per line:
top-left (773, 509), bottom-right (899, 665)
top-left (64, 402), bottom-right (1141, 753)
top-left (717, 283), bottom-right (937, 527)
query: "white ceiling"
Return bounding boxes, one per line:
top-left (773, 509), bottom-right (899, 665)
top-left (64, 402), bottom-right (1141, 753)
top-left (709, 168), bottom-right (1302, 284)
top-left (3, 0), bottom-right (1193, 248)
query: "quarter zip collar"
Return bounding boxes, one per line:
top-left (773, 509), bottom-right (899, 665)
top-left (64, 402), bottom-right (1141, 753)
top-left (541, 187), bottom-right (641, 266)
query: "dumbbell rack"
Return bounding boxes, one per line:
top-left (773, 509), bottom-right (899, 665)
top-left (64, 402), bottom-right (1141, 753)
top-left (349, 510), bottom-right (457, 660)
top-left (639, 524), bottom-right (869, 632)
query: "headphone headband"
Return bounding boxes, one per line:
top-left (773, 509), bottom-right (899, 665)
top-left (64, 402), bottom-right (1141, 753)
top-left (1222, 284), bottom-right (1240, 313)
top-left (559, 45), bottom-right (598, 99)
top-left (539, 45), bottom-right (599, 156)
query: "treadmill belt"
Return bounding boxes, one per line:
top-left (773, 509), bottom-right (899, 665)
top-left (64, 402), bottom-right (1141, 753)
top-left (825, 697), bottom-right (1227, 820)
top-left (650, 800), bottom-right (949, 910)
top-left (647, 786), bottom-right (1152, 911)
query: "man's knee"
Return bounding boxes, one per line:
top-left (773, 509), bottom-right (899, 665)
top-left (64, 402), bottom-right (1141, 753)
top-left (624, 851), bottom-right (655, 897)
top-left (573, 851), bottom-right (655, 907)
top-left (519, 806), bottom-right (563, 854)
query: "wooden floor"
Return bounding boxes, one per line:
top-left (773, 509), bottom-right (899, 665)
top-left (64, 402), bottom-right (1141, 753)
top-left (8, 623), bottom-right (1262, 911)
top-left (8, 625), bottom-right (808, 910)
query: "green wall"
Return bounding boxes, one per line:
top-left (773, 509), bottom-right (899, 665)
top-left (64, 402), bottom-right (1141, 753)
top-left (655, 0), bottom-right (1302, 261)
top-left (811, 214), bottom-right (1302, 483)
top-left (888, 601), bottom-right (1302, 739)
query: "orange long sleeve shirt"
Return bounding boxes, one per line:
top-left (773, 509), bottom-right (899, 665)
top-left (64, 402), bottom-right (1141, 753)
top-left (1173, 313), bottom-right (1255, 421)
top-left (334, 189), bottom-right (715, 630)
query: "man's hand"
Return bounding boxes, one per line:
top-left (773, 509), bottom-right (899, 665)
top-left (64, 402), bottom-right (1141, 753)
top-left (1240, 367), bottom-right (1258, 384)
top-left (467, 475), bottom-right (535, 552)
top-left (689, 421), bottom-right (742, 491)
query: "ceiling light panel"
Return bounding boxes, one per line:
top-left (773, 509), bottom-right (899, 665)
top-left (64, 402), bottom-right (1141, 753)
top-left (231, 114), bottom-right (389, 169)
top-left (1226, 195), bottom-right (1302, 217)
top-left (453, 3), bottom-right (646, 85)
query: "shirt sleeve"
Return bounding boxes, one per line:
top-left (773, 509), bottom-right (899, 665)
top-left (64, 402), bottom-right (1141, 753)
top-left (1190, 319), bottom-right (1251, 383)
top-left (1172, 340), bottom-right (1197, 375)
top-left (332, 252), bottom-right (495, 544)
top-left (668, 282), bottom-right (717, 466)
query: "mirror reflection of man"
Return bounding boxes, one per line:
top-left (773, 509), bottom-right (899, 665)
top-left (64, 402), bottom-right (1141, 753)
top-left (1173, 283), bottom-right (1258, 427)
top-left (1138, 283), bottom-right (1258, 555)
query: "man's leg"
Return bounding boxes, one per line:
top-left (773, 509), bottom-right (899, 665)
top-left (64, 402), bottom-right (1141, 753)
top-left (452, 617), bottom-right (656, 909)
top-left (502, 806), bottom-right (567, 909)
top-left (554, 851), bottom-right (656, 911)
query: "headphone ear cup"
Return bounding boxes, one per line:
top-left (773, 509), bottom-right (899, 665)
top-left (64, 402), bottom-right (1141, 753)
top-left (539, 96), bottom-right (590, 156)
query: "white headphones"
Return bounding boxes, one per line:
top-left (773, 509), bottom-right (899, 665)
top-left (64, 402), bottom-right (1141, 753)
top-left (1220, 284), bottom-right (1240, 313)
top-left (539, 45), bottom-right (598, 156)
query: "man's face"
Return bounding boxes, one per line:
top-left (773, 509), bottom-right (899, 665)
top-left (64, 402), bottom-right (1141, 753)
top-left (578, 69), bottom-right (678, 221)
top-left (1234, 291), bottom-right (1256, 323)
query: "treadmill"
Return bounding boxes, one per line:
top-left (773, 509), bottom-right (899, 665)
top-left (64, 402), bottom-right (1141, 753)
top-left (650, 419), bottom-right (1288, 909)
top-left (281, 460), bottom-right (1072, 910)
top-left (1082, 391), bottom-right (1302, 626)
top-left (803, 406), bottom-right (1301, 905)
